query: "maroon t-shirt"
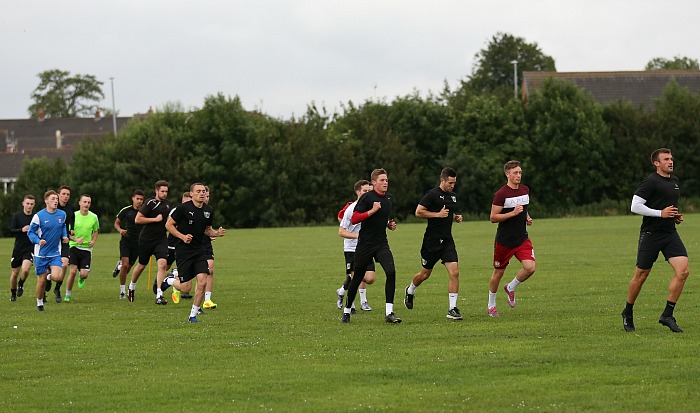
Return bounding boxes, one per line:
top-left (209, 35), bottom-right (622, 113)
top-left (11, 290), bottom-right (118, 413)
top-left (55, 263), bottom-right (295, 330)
top-left (492, 184), bottom-right (530, 248)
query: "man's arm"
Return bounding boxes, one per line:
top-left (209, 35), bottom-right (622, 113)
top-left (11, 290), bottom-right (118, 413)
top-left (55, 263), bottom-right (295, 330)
top-left (415, 204), bottom-right (449, 219)
top-left (135, 211), bottom-right (162, 224)
top-left (490, 204), bottom-right (523, 223)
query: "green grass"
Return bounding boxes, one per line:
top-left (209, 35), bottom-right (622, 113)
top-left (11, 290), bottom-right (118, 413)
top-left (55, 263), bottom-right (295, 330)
top-left (2, 215), bottom-right (699, 412)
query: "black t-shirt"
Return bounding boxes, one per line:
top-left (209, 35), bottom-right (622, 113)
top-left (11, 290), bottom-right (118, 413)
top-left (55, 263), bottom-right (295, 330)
top-left (492, 184), bottom-right (530, 248)
top-left (116, 205), bottom-right (142, 242)
top-left (354, 190), bottom-right (393, 246)
top-left (57, 203), bottom-right (75, 235)
top-left (419, 187), bottom-right (457, 241)
top-left (10, 210), bottom-right (34, 253)
top-left (170, 200), bottom-right (214, 258)
top-left (138, 197), bottom-right (171, 245)
top-left (635, 172), bottom-right (680, 233)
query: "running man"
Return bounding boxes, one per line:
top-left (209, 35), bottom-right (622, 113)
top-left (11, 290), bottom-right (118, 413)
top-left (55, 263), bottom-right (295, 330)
top-left (621, 148), bottom-right (690, 333)
top-left (404, 167), bottom-right (464, 320)
top-left (487, 160), bottom-right (535, 317)
top-left (336, 180), bottom-right (376, 313)
top-left (27, 190), bottom-right (68, 311)
top-left (53, 185), bottom-right (75, 303)
top-left (64, 194), bottom-right (99, 302)
top-left (164, 183), bottom-right (225, 322)
top-left (341, 168), bottom-right (401, 324)
top-left (113, 189), bottom-right (145, 299)
top-left (128, 180), bottom-right (171, 304)
top-left (201, 186), bottom-right (218, 309)
top-left (9, 195), bottom-right (35, 302)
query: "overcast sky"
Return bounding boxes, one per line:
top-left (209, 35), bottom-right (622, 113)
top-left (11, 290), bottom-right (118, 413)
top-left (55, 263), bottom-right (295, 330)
top-left (1, 1), bottom-right (698, 120)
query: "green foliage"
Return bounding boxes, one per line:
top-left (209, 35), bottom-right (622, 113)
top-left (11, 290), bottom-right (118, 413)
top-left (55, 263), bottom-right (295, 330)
top-left (645, 55), bottom-right (700, 70)
top-left (467, 32), bottom-right (556, 96)
top-left (525, 78), bottom-right (613, 212)
top-left (28, 69), bottom-right (105, 118)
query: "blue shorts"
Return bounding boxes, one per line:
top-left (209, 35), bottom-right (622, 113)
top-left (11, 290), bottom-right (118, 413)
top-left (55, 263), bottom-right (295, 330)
top-left (35, 256), bottom-right (63, 275)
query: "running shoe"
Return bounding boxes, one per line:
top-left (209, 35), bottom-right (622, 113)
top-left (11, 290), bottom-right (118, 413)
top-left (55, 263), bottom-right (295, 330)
top-left (385, 312), bottom-right (402, 323)
top-left (659, 316), bottom-right (683, 333)
top-left (17, 284), bottom-right (24, 297)
top-left (487, 307), bottom-right (499, 317)
top-left (44, 279), bottom-right (52, 292)
top-left (504, 285), bottom-right (516, 308)
top-left (64, 295), bottom-right (72, 303)
top-left (188, 316), bottom-right (199, 323)
top-left (340, 312), bottom-right (350, 324)
top-left (112, 261), bottom-right (121, 277)
top-left (55, 289), bottom-right (62, 303)
top-left (621, 310), bottom-right (635, 332)
top-left (203, 299), bottom-right (217, 309)
top-left (404, 287), bottom-right (414, 309)
top-left (197, 308), bottom-right (204, 315)
top-left (360, 302), bottom-right (372, 312)
top-left (38, 305), bottom-right (44, 312)
top-left (447, 307), bottom-right (463, 320)
top-left (181, 293), bottom-right (193, 299)
top-left (120, 292), bottom-right (127, 300)
top-left (10, 295), bottom-right (16, 302)
top-left (172, 289), bottom-right (181, 304)
top-left (155, 296), bottom-right (167, 305)
top-left (128, 289), bottom-right (134, 302)
top-left (160, 274), bottom-right (173, 293)
top-left (336, 288), bottom-right (344, 310)
top-left (78, 277), bottom-right (86, 289)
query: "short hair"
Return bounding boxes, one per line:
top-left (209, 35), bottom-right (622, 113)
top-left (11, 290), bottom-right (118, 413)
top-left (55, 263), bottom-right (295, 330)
top-left (371, 168), bottom-right (387, 182)
top-left (24, 194), bottom-right (35, 201)
top-left (651, 148), bottom-right (672, 165)
top-left (132, 189), bottom-right (145, 197)
top-left (353, 179), bottom-right (371, 192)
top-left (190, 182), bottom-right (206, 193)
top-left (154, 180), bottom-right (169, 190)
top-left (440, 167), bottom-right (457, 180)
top-left (504, 160), bottom-right (522, 173)
top-left (204, 185), bottom-right (210, 193)
top-left (79, 194), bottom-right (91, 202)
top-left (58, 185), bottom-right (71, 194)
top-left (182, 192), bottom-right (192, 199)
top-left (44, 190), bottom-right (57, 200)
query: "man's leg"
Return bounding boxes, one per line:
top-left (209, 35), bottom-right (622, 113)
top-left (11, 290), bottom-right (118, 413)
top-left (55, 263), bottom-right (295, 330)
top-left (203, 259), bottom-right (216, 308)
top-left (10, 267), bottom-right (20, 300)
top-left (658, 257), bottom-right (690, 332)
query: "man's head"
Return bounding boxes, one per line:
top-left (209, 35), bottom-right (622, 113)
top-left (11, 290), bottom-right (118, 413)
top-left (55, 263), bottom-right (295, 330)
top-left (353, 179), bottom-right (372, 199)
top-left (78, 194), bottom-right (92, 212)
top-left (58, 185), bottom-right (71, 206)
top-left (504, 160), bottom-right (522, 187)
top-left (439, 167), bottom-right (457, 192)
top-left (190, 183), bottom-right (207, 204)
top-left (44, 190), bottom-right (59, 210)
top-left (651, 148), bottom-right (674, 176)
top-left (371, 168), bottom-right (388, 194)
top-left (154, 180), bottom-right (169, 201)
top-left (22, 195), bottom-right (35, 214)
top-left (132, 189), bottom-right (145, 209)
top-left (182, 191), bottom-right (193, 203)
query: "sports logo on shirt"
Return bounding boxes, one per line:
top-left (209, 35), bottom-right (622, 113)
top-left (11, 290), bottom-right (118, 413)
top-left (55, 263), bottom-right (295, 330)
top-left (451, 196), bottom-right (456, 203)
top-left (203, 212), bottom-right (210, 218)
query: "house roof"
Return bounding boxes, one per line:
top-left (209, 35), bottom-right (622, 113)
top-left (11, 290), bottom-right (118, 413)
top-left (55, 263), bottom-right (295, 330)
top-left (521, 70), bottom-right (700, 107)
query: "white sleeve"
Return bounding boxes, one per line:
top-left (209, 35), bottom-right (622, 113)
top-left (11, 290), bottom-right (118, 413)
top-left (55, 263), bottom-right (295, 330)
top-left (630, 195), bottom-right (662, 217)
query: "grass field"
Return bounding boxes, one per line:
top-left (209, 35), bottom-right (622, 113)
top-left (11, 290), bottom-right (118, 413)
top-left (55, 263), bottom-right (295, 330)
top-left (2, 214), bottom-right (699, 412)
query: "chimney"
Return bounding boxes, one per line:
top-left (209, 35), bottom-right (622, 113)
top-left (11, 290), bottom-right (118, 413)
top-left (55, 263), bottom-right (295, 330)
top-left (95, 109), bottom-right (101, 120)
top-left (56, 130), bottom-right (62, 149)
top-left (38, 107), bottom-right (46, 122)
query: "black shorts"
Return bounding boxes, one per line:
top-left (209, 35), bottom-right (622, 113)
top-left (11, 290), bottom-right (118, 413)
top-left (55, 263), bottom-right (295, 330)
top-left (119, 238), bottom-right (139, 265)
top-left (636, 230), bottom-right (687, 270)
top-left (69, 247), bottom-right (93, 270)
top-left (344, 251), bottom-right (375, 275)
top-left (138, 238), bottom-right (169, 265)
top-left (61, 242), bottom-right (71, 259)
top-left (167, 247), bottom-right (177, 266)
top-left (420, 237), bottom-right (458, 270)
top-left (204, 243), bottom-right (214, 261)
top-left (176, 253), bottom-right (210, 283)
top-left (11, 249), bottom-right (33, 269)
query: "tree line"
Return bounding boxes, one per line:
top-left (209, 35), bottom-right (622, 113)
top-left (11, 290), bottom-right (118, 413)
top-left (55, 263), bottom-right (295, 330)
top-left (3, 33), bottom-right (700, 234)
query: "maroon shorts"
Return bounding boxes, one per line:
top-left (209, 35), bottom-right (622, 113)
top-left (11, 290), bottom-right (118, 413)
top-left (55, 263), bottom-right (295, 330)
top-left (493, 239), bottom-right (534, 269)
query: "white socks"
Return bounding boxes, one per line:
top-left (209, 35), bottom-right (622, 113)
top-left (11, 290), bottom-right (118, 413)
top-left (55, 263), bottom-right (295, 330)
top-left (407, 282), bottom-right (417, 295)
top-left (449, 293), bottom-right (458, 309)
top-left (359, 288), bottom-right (367, 304)
top-left (385, 303), bottom-right (394, 315)
top-left (507, 277), bottom-right (522, 291)
top-left (488, 292), bottom-right (497, 308)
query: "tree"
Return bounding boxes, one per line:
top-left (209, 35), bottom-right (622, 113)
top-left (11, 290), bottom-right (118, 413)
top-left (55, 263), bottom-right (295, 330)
top-left (645, 56), bottom-right (699, 70)
top-left (467, 32), bottom-right (556, 96)
top-left (28, 69), bottom-right (105, 118)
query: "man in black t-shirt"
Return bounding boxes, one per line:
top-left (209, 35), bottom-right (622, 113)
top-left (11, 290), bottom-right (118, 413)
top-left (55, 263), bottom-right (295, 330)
top-left (622, 148), bottom-right (689, 333)
top-left (128, 180), bottom-right (171, 305)
top-left (404, 167), bottom-right (464, 320)
top-left (51, 185), bottom-right (74, 303)
top-left (113, 189), bottom-right (145, 299)
top-left (9, 195), bottom-right (36, 301)
top-left (164, 183), bottom-right (225, 323)
top-left (341, 168), bottom-right (401, 324)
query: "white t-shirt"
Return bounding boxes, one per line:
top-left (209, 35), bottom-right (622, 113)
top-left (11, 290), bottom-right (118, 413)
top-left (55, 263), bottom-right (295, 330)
top-left (340, 201), bottom-right (361, 252)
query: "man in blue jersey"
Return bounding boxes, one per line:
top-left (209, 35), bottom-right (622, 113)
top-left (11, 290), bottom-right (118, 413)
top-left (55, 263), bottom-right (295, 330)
top-left (27, 190), bottom-right (69, 311)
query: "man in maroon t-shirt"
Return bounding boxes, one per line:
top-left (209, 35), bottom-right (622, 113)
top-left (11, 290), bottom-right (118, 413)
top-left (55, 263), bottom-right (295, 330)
top-left (487, 160), bottom-right (535, 318)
